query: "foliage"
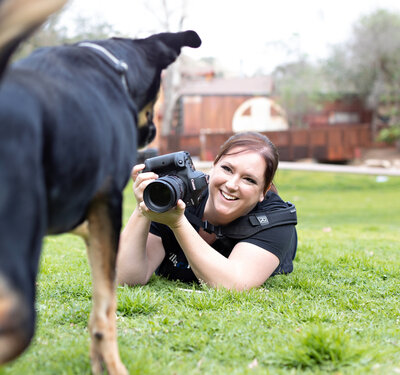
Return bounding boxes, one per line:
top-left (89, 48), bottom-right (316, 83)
top-left (326, 9), bottom-right (400, 100)
top-left (325, 9), bottom-right (400, 136)
top-left (274, 9), bottom-right (400, 130)
top-left (377, 125), bottom-right (400, 144)
top-left (272, 59), bottom-right (330, 127)
top-left (2, 170), bottom-right (400, 375)
top-left (350, 10), bottom-right (400, 93)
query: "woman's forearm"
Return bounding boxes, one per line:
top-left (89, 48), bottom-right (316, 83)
top-left (116, 208), bottom-right (152, 285)
top-left (170, 218), bottom-right (246, 290)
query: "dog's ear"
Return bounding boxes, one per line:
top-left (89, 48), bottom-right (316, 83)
top-left (145, 30), bottom-right (201, 69)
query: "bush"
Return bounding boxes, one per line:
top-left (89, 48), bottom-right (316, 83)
top-left (377, 125), bottom-right (400, 144)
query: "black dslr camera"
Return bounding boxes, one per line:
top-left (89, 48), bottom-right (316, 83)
top-left (142, 151), bottom-right (208, 213)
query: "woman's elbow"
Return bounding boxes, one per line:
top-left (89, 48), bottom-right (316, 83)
top-left (224, 270), bottom-right (270, 291)
top-left (116, 269), bottom-right (150, 287)
top-left (208, 276), bottom-right (262, 292)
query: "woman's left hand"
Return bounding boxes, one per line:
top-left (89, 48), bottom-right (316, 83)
top-left (139, 199), bottom-right (186, 228)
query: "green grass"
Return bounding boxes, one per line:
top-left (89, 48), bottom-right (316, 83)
top-left (1, 170), bottom-right (400, 374)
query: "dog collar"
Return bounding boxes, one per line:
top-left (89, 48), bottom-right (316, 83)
top-left (78, 42), bottom-right (130, 93)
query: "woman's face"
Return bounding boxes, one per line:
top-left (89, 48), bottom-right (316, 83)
top-left (205, 147), bottom-right (267, 225)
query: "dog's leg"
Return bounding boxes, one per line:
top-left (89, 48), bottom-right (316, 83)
top-left (0, 276), bottom-right (33, 364)
top-left (0, 115), bottom-right (45, 365)
top-left (85, 194), bottom-right (128, 375)
top-left (70, 220), bottom-right (90, 245)
top-left (0, 0), bottom-right (67, 49)
top-left (0, 0), bottom-right (68, 80)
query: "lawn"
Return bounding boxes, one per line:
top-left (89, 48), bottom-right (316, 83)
top-left (1, 170), bottom-right (399, 374)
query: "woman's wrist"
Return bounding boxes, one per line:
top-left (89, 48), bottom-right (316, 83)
top-left (168, 215), bottom-right (187, 231)
top-left (134, 205), bottom-right (151, 221)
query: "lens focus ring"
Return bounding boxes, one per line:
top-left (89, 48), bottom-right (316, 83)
top-left (143, 176), bottom-right (185, 213)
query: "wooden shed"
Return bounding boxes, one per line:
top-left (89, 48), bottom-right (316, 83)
top-left (159, 76), bottom-right (289, 156)
top-left (155, 76), bottom-right (376, 163)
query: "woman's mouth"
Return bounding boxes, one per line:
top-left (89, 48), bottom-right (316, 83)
top-left (221, 191), bottom-right (238, 201)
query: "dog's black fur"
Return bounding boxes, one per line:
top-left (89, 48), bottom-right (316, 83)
top-left (0, 0), bottom-right (201, 372)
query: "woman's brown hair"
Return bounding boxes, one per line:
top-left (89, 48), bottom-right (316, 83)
top-left (213, 132), bottom-right (279, 194)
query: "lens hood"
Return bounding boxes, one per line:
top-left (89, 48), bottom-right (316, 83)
top-left (143, 176), bottom-right (185, 213)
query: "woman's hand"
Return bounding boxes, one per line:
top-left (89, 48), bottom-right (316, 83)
top-left (139, 199), bottom-right (186, 229)
top-left (130, 164), bottom-right (158, 208)
top-left (131, 164), bottom-right (186, 227)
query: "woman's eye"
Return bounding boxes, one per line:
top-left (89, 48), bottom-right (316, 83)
top-left (221, 165), bottom-right (231, 172)
top-left (245, 177), bottom-right (257, 184)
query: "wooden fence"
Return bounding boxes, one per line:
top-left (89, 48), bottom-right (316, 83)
top-left (160, 124), bottom-right (372, 162)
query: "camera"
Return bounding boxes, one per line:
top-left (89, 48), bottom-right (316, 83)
top-left (142, 151), bottom-right (208, 213)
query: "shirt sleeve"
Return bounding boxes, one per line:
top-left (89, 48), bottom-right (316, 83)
top-left (240, 224), bottom-right (296, 264)
top-left (149, 221), bottom-right (161, 237)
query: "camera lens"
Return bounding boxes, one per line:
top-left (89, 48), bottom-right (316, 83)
top-left (143, 176), bottom-right (186, 213)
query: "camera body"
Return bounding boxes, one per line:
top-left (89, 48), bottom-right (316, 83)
top-left (142, 151), bottom-right (208, 213)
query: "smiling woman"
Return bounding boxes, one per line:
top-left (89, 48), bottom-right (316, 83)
top-left (205, 142), bottom-right (272, 225)
top-left (116, 132), bottom-right (298, 291)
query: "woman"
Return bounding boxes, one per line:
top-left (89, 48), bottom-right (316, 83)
top-left (116, 132), bottom-right (297, 291)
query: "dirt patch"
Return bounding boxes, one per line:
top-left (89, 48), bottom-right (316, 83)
top-left (357, 147), bottom-right (400, 169)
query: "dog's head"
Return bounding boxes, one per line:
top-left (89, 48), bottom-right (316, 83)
top-left (120, 30), bottom-right (201, 148)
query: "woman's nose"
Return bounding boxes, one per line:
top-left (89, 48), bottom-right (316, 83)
top-left (225, 176), bottom-right (239, 190)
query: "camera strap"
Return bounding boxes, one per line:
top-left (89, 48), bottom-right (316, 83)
top-left (185, 201), bottom-right (297, 240)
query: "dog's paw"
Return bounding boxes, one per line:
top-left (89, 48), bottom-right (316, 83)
top-left (0, 276), bottom-right (33, 364)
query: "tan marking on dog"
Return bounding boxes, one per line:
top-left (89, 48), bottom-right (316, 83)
top-left (0, 0), bottom-right (67, 49)
top-left (84, 201), bottom-right (128, 375)
top-left (137, 92), bottom-right (159, 129)
top-left (70, 220), bottom-right (90, 246)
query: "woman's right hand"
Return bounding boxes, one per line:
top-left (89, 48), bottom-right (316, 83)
top-left (130, 164), bottom-right (158, 209)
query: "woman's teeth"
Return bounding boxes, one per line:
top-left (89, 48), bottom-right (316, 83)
top-left (221, 191), bottom-right (237, 200)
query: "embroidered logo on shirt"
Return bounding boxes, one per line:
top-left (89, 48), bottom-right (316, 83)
top-left (169, 253), bottom-right (178, 267)
top-left (256, 214), bottom-right (269, 225)
top-left (169, 253), bottom-right (191, 269)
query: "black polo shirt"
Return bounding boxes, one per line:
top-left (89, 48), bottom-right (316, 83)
top-left (149, 190), bottom-right (297, 283)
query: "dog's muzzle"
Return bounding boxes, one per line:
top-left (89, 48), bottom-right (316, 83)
top-left (138, 121), bottom-right (156, 148)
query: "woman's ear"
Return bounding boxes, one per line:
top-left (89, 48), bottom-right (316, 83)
top-left (267, 183), bottom-right (278, 194)
top-left (259, 182), bottom-right (273, 201)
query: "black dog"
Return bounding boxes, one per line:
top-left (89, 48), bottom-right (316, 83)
top-left (0, 0), bottom-right (201, 373)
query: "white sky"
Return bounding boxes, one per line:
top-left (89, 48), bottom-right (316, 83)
top-left (60, 0), bottom-right (400, 75)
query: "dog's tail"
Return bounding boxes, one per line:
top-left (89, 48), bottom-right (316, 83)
top-left (0, 0), bottom-right (67, 78)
